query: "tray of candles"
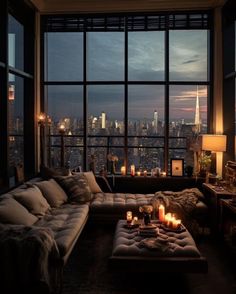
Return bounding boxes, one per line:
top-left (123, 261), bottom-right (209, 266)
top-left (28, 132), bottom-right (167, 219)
top-left (124, 223), bottom-right (140, 229)
top-left (160, 223), bottom-right (186, 233)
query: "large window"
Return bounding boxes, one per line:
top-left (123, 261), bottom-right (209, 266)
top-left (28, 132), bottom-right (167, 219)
top-left (8, 16), bottom-right (25, 176)
top-left (0, 1), bottom-right (35, 190)
top-left (43, 12), bottom-right (211, 174)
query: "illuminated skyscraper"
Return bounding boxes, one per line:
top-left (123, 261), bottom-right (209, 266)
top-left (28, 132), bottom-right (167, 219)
top-left (101, 111), bottom-right (106, 129)
top-left (194, 86), bottom-right (201, 134)
top-left (153, 110), bottom-right (158, 133)
top-left (8, 84), bottom-right (15, 134)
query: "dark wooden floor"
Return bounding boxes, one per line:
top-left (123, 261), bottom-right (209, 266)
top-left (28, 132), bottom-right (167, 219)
top-left (62, 223), bottom-right (236, 294)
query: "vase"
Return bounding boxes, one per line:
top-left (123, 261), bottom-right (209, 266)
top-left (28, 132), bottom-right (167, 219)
top-left (110, 162), bottom-right (116, 174)
top-left (143, 212), bottom-right (151, 225)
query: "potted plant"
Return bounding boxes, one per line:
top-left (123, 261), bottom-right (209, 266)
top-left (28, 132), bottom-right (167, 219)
top-left (199, 153), bottom-right (211, 177)
top-left (107, 153), bottom-right (118, 174)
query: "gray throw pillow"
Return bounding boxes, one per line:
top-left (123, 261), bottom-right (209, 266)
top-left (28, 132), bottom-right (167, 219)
top-left (0, 197), bottom-right (38, 225)
top-left (72, 171), bottom-right (102, 193)
top-left (35, 179), bottom-right (68, 207)
top-left (55, 174), bottom-right (92, 203)
top-left (14, 186), bottom-right (51, 217)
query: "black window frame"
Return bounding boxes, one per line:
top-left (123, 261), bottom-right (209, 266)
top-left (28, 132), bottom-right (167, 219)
top-left (41, 11), bottom-right (213, 174)
top-left (0, 0), bottom-right (35, 190)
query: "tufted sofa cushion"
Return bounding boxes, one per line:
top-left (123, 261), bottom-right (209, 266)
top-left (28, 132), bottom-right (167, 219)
top-left (112, 220), bottom-right (201, 258)
top-left (110, 220), bottom-right (208, 273)
top-left (35, 203), bottom-right (89, 257)
top-left (89, 192), bottom-right (208, 224)
top-left (90, 192), bottom-right (154, 218)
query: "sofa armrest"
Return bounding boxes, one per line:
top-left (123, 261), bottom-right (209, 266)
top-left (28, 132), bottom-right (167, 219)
top-left (95, 176), bottom-right (113, 192)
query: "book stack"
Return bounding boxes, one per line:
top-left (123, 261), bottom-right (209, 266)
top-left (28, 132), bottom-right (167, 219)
top-left (138, 224), bottom-right (159, 237)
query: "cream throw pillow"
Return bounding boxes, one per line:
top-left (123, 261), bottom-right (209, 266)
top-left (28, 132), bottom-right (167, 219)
top-left (35, 179), bottom-right (68, 207)
top-left (0, 197), bottom-right (38, 225)
top-left (14, 186), bottom-right (50, 217)
top-left (83, 171), bottom-right (102, 193)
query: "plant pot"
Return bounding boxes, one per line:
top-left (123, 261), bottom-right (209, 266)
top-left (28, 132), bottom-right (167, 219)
top-left (199, 169), bottom-right (207, 178)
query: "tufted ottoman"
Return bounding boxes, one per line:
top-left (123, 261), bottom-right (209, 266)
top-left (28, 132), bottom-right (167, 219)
top-left (110, 220), bottom-right (208, 273)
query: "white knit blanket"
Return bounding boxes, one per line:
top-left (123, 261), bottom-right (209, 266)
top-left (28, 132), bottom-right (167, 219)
top-left (151, 188), bottom-right (203, 234)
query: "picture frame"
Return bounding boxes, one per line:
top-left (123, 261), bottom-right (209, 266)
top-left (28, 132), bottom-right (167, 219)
top-left (170, 158), bottom-right (184, 177)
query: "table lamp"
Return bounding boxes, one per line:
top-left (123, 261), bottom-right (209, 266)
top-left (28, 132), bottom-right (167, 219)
top-left (201, 134), bottom-right (227, 178)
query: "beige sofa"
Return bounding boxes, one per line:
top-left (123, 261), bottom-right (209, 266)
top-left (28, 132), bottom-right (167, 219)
top-left (0, 172), bottom-right (208, 293)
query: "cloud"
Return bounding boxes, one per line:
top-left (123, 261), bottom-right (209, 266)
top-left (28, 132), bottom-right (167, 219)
top-left (182, 59), bottom-right (199, 64)
top-left (46, 30), bottom-right (209, 122)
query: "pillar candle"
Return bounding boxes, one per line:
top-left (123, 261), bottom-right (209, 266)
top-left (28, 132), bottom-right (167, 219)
top-left (121, 166), bottom-right (126, 175)
top-left (130, 165), bottom-right (135, 177)
top-left (143, 170), bottom-right (147, 177)
top-left (158, 204), bottom-right (165, 222)
top-left (126, 211), bottom-right (132, 223)
top-left (164, 213), bottom-right (172, 227)
top-left (137, 171), bottom-right (141, 176)
top-left (172, 218), bottom-right (181, 229)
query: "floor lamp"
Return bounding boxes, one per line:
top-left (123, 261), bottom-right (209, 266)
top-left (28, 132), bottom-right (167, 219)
top-left (38, 113), bottom-right (46, 167)
top-left (59, 123), bottom-right (66, 168)
top-left (201, 134), bottom-right (227, 178)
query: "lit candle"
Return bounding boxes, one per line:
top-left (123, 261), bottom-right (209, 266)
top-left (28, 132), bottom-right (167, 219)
top-left (173, 219), bottom-right (181, 229)
top-left (38, 113), bottom-right (46, 125)
top-left (132, 216), bottom-right (138, 225)
top-left (59, 123), bottom-right (66, 134)
top-left (137, 171), bottom-right (141, 176)
top-left (130, 164), bottom-right (135, 177)
top-left (161, 171), bottom-right (167, 177)
top-left (165, 213), bottom-right (172, 227)
top-left (158, 204), bottom-right (165, 222)
top-left (126, 211), bottom-right (132, 223)
top-left (121, 166), bottom-right (126, 176)
top-left (143, 170), bottom-right (147, 177)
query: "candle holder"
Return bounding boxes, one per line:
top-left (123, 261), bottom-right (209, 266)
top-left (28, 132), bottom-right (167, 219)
top-left (126, 211), bottom-right (132, 224)
top-left (139, 205), bottom-right (153, 225)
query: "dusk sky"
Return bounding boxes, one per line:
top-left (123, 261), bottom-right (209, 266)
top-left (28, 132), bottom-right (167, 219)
top-left (45, 30), bottom-right (208, 121)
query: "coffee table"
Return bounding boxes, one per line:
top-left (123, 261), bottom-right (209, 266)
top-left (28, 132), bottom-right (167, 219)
top-left (109, 220), bottom-right (207, 273)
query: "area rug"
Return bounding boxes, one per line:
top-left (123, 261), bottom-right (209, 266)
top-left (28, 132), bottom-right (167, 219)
top-left (62, 223), bottom-right (236, 294)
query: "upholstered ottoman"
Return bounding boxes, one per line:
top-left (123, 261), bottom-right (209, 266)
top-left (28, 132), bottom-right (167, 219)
top-left (110, 220), bottom-right (208, 273)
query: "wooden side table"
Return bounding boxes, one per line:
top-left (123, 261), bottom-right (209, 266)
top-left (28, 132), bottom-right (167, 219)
top-left (219, 199), bottom-right (236, 254)
top-left (202, 183), bottom-right (233, 235)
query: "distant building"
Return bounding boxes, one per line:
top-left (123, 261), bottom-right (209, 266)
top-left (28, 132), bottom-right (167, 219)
top-left (194, 86), bottom-right (201, 134)
top-left (153, 110), bottom-right (158, 133)
top-left (101, 111), bottom-right (106, 129)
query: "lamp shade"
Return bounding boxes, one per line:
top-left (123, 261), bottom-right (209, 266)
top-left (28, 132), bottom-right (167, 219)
top-left (201, 134), bottom-right (226, 152)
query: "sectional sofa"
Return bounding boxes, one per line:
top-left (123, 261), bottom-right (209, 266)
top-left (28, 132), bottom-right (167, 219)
top-left (0, 171), bottom-right (208, 294)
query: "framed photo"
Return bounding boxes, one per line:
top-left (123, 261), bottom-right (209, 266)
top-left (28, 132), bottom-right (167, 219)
top-left (170, 159), bottom-right (184, 177)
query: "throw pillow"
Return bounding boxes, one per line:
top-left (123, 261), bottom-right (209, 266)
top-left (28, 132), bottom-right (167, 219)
top-left (14, 186), bottom-right (51, 217)
top-left (35, 179), bottom-right (68, 207)
top-left (0, 197), bottom-right (38, 225)
top-left (55, 174), bottom-right (92, 203)
top-left (83, 171), bottom-right (102, 193)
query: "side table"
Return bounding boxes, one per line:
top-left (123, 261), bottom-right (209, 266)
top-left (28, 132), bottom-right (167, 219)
top-left (219, 199), bottom-right (236, 255)
top-left (202, 183), bottom-right (233, 235)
